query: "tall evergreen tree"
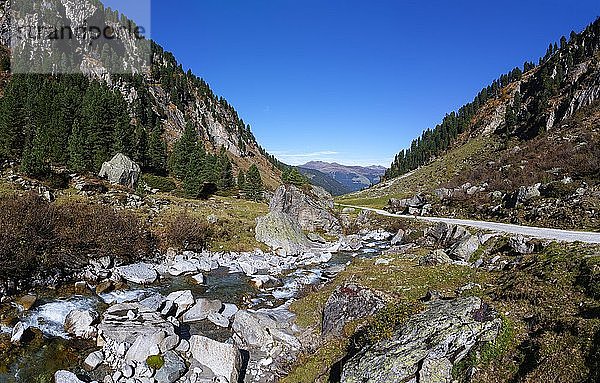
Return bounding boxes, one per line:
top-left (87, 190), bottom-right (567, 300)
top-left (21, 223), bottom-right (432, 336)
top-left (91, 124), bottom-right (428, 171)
top-left (169, 122), bottom-right (198, 178)
top-left (183, 144), bottom-right (206, 199)
top-left (237, 170), bottom-right (246, 190)
top-left (147, 127), bottom-right (167, 174)
top-left (217, 147), bottom-right (234, 190)
top-left (245, 164), bottom-right (264, 201)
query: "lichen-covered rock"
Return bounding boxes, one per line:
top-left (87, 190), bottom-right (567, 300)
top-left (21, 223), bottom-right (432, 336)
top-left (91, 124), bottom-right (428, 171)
top-left (448, 234), bottom-right (481, 262)
top-left (98, 153), bottom-right (141, 188)
top-left (269, 184), bottom-right (341, 234)
top-left (255, 211), bottom-right (311, 256)
top-left (232, 309), bottom-right (300, 351)
top-left (154, 350), bottom-right (187, 383)
top-left (419, 249), bottom-right (452, 266)
top-left (322, 284), bottom-right (385, 337)
top-left (508, 235), bottom-right (535, 254)
top-left (341, 297), bottom-right (501, 383)
top-left (427, 222), bottom-right (470, 247)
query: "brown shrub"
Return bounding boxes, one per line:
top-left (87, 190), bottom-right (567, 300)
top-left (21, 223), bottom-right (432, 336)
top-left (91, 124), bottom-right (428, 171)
top-left (159, 211), bottom-right (212, 252)
top-left (54, 201), bottom-right (152, 265)
top-left (0, 193), bottom-right (56, 277)
top-left (0, 193), bottom-right (153, 280)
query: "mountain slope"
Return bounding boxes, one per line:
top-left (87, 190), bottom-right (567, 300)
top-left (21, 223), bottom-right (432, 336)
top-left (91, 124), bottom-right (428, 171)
top-left (300, 161), bottom-right (386, 193)
top-left (340, 17), bottom-right (600, 231)
top-left (298, 167), bottom-right (351, 196)
top-left (0, 0), bottom-right (283, 189)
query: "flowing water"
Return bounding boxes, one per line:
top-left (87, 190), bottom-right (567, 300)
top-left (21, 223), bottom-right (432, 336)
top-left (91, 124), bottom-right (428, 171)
top-left (0, 238), bottom-right (390, 382)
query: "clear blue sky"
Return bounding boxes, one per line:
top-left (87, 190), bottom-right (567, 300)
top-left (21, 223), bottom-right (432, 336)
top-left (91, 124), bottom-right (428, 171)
top-left (105, 0), bottom-right (600, 167)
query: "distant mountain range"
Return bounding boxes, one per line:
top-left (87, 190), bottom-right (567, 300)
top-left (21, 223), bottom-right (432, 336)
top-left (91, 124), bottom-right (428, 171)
top-left (299, 161), bottom-right (387, 195)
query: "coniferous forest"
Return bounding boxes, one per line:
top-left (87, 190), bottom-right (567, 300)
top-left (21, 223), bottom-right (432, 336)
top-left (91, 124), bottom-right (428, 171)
top-left (0, 38), bottom-right (271, 199)
top-left (385, 18), bottom-right (600, 180)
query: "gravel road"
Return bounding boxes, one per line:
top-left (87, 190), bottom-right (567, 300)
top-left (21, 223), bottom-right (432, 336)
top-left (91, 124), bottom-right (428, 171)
top-left (340, 205), bottom-right (600, 244)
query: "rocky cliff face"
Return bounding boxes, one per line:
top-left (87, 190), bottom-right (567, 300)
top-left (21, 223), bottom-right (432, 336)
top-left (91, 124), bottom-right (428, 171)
top-left (0, 0), bottom-right (283, 188)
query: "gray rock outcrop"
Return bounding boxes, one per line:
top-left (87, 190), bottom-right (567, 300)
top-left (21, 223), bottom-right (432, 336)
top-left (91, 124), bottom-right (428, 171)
top-left (419, 249), bottom-right (452, 266)
top-left (341, 297), bottom-right (501, 383)
top-left (255, 211), bottom-right (312, 256)
top-left (322, 284), bottom-right (386, 337)
top-left (387, 194), bottom-right (429, 215)
top-left (508, 235), bottom-right (535, 254)
top-left (426, 222), bottom-right (482, 262)
top-left (98, 153), bottom-right (141, 188)
top-left (269, 184), bottom-right (341, 234)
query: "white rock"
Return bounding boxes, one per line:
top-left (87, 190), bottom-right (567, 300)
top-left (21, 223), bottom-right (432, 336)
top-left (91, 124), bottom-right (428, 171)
top-left (221, 304), bottom-right (239, 319)
top-left (182, 298), bottom-right (222, 323)
top-left (64, 309), bottom-right (98, 340)
top-left (122, 364), bottom-right (134, 378)
top-left (84, 351), bottom-right (104, 371)
top-left (10, 322), bottom-right (26, 344)
top-left (175, 338), bottom-right (190, 353)
top-left (191, 273), bottom-right (205, 284)
top-left (125, 331), bottom-right (165, 363)
top-left (117, 263), bottom-right (158, 284)
top-left (189, 335), bottom-right (242, 383)
top-left (165, 290), bottom-right (195, 317)
top-left (168, 259), bottom-right (199, 276)
top-left (54, 370), bottom-right (86, 383)
top-left (207, 312), bottom-right (230, 328)
top-left (160, 334), bottom-right (180, 352)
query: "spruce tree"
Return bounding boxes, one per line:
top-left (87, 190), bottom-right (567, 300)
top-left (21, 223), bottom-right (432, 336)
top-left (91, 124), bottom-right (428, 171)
top-left (21, 128), bottom-right (50, 177)
top-left (183, 144), bottom-right (206, 199)
top-left (245, 164), bottom-right (264, 201)
top-left (68, 123), bottom-right (89, 172)
top-left (282, 167), bottom-right (307, 186)
top-left (237, 170), bottom-right (246, 190)
top-left (147, 127), bottom-right (167, 174)
top-left (217, 147), bottom-right (234, 190)
top-left (0, 79), bottom-right (27, 159)
top-left (169, 122), bottom-right (198, 178)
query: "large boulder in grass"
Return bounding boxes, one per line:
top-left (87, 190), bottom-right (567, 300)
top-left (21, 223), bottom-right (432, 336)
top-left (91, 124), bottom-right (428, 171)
top-left (269, 184), bottom-right (341, 234)
top-left (98, 153), bottom-right (141, 188)
top-left (322, 284), bottom-right (385, 337)
top-left (341, 297), bottom-right (501, 383)
top-left (255, 211), bottom-right (312, 256)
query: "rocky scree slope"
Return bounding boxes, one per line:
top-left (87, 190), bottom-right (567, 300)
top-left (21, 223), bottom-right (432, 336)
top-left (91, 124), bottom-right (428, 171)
top-left (342, 18), bottom-right (600, 231)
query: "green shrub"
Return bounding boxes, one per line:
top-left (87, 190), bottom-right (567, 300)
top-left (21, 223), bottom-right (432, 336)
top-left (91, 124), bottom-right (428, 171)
top-left (142, 174), bottom-right (176, 192)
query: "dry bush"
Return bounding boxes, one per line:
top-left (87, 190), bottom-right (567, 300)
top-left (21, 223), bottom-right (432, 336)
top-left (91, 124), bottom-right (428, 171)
top-left (0, 193), bottom-right (56, 278)
top-left (54, 201), bottom-right (152, 265)
top-left (0, 193), bottom-right (153, 280)
top-left (159, 211), bottom-right (212, 252)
